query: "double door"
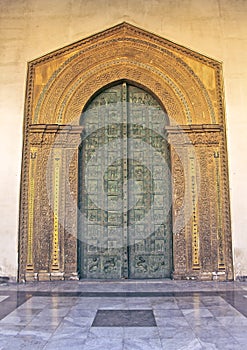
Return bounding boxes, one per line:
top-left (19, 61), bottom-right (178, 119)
top-left (78, 83), bottom-right (172, 278)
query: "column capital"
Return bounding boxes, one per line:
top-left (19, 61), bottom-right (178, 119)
top-left (165, 124), bottom-right (222, 145)
top-left (29, 124), bottom-right (84, 147)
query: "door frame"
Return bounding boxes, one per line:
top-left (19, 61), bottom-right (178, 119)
top-left (19, 23), bottom-right (233, 281)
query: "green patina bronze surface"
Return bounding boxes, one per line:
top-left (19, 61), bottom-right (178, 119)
top-left (78, 83), bottom-right (172, 279)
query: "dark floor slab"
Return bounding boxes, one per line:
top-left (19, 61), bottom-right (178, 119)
top-left (0, 292), bottom-right (31, 320)
top-left (92, 310), bottom-right (157, 327)
top-left (221, 291), bottom-right (247, 318)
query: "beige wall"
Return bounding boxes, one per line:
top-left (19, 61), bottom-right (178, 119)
top-left (0, 0), bottom-right (246, 280)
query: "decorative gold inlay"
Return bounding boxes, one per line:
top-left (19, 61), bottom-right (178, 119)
top-left (26, 147), bottom-right (37, 270)
top-left (52, 149), bottom-right (62, 270)
top-left (214, 149), bottom-right (226, 270)
top-left (189, 151), bottom-right (200, 269)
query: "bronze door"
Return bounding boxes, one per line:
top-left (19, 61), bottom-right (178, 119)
top-left (78, 83), bottom-right (172, 279)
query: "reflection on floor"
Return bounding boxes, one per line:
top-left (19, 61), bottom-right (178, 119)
top-left (0, 280), bottom-right (247, 349)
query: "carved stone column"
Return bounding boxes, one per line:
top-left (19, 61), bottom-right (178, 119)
top-left (25, 124), bottom-right (83, 281)
top-left (166, 125), bottom-right (230, 280)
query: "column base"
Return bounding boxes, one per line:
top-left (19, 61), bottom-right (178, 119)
top-left (50, 272), bottom-right (65, 281)
top-left (64, 272), bottom-right (79, 280)
top-left (25, 272), bottom-right (38, 282)
top-left (38, 271), bottom-right (51, 281)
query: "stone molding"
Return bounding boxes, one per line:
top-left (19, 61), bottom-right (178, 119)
top-left (29, 124), bottom-right (84, 147)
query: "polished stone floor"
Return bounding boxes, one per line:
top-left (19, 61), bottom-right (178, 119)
top-left (0, 280), bottom-right (246, 349)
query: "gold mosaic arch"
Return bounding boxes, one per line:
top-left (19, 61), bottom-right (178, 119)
top-left (19, 22), bottom-right (233, 282)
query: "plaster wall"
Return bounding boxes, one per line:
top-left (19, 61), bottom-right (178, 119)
top-left (0, 0), bottom-right (246, 280)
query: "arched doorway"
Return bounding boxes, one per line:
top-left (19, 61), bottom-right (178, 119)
top-left (78, 82), bottom-right (172, 279)
top-left (19, 23), bottom-right (233, 282)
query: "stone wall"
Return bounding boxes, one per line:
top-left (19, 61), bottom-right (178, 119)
top-left (0, 0), bottom-right (247, 280)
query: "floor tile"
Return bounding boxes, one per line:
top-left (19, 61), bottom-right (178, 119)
top-left (182, 308), bottom-right (214, 318)
top-left (123, 326), bottom-right (159, 338)
top-left (66, 309), bottom-right (96, 318)
top-left (155, 316), bottom-right (190, 327)
top-left (158, 326), bottom-right (196, 339)
top-left (216, 315), bottom-right (247, 327)
top-left (28, 315), bottom-right (63, 327)
top-left (7, 308), bottom-right (43, 317)
top-left (0, 324), bottom-right (24, 335)
top-left (123, 337), bottom-right (163, 350)
top-left (82, 337), bottom-right (123, 350)
top-left (199, 340), bottom-right (246, 350)
top-left (19, 324), bottom-right (57, 341)
top-left (0, 335), bottom-right (15, 350)
top-left (38, 307), bottom-right (71, 317)
top-left (152, 299), bottom-right (179, 310)
top-left (1, 335), bottom-right (47, 350)
top-left (153, 309), bottom-right (183, 317)
top-left (198, 337), bottom-right (241, 349)
top-left (51, 323), bottom-right (89, 340)
top-left (200, 296), bottom-right (228, 307)
top-left (0, 297), bottom-right (9, 303)
top-left (161, 337), bottom-right (203, 350)
top-left (225, 324), bottom-right (247, 344)
top-left (208, 305), bottom-right (243, 317)
top-left (186, 316), bottom-right (219, 328)
top-left (176, 301), bottom-right (206, 309)
top-left (0, 314), bottom-right (34, 325)
top-left (88, 326), bottom-right (124, 338)
top-left (92, 309), bottom-right (156, 327)
top-left (194, 325), bottom-right (237, 344)
top-left (43, 337), bottom-right (87, 350)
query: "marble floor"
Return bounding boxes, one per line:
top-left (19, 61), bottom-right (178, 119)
top-left (0, 280), bottom-right (246, 349)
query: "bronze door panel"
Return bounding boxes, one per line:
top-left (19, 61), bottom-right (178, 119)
top-left (78, 83), bottom-right (172, 279)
